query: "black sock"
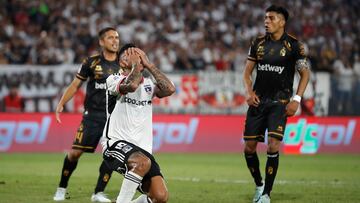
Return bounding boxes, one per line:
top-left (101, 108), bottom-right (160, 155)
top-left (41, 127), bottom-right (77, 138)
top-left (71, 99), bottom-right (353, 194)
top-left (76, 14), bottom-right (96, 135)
top-left (263, 151), bottom-right (279, 196)
top-left (94, 160), bottom-right (113, 194)
top-left (245, 152), bottom-right (263, 186)
top-left (59, 155), bottom-right (78, 188)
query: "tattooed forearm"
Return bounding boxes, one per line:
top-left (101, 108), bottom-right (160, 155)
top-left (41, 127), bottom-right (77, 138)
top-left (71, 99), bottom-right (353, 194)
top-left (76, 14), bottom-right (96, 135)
top-left (118, 64), bottom-right (142, 94)
top-left (147, 65), bottom-right (175, 97)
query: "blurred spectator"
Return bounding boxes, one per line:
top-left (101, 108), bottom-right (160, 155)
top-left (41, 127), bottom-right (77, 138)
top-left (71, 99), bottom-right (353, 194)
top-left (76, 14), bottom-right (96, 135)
top-left (0, 0), bottom-right (358, 72)
top-left (2, 83), bottom-right (25, 112)
top-left (333, 56), bottom-right (355, 115)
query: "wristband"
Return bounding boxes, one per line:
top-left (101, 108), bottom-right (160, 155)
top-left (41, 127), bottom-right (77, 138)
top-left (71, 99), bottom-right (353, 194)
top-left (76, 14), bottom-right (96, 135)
top-left (292, 95), bottom-right (301, 103)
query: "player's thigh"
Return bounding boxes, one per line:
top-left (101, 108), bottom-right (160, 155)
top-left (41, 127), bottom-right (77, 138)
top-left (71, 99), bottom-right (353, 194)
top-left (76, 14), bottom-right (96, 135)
top-left (72, 118), bottom-right (105, 152)
top-left (244, 106), bottom-right (267, 142)
top-left (267, 103), bottom-right (287, 141)
top-left (147, 176), bottom-right (169, 203)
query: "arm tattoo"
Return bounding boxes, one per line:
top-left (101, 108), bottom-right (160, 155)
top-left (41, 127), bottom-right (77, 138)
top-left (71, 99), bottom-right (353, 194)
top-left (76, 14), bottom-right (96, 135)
top-left (148, 65), bottom-right (175, 97)
top-left (295, 58), bottom-right (311, 71)
top-left (118, 63), bottom-right (142, 94)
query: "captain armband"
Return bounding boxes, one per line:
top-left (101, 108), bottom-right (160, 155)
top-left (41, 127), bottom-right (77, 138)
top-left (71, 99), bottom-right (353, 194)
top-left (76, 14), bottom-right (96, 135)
top-left (295, 59), bottom-right (311, 71)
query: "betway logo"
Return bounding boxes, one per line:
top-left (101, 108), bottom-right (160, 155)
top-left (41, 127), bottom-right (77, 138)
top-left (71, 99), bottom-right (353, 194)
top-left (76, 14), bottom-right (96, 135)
top-left (0, 116), bottom-right (51, 151)
top-left (95, 82), bottom-right (106, 89)
top-left (153, 118), bottom-right (199, 151)
top-left (284, 119), bottom-right (356, 154)
top-left (258, 63), bottom-right (285, 74)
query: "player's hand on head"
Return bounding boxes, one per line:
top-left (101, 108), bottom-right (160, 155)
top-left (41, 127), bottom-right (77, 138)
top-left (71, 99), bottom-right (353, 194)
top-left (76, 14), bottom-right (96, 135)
top-left (134, 48), bottom-right (154, 69)
top-left (55, 104), bottom-right (64, 123)
top-left (246, 91), bottom-right (260, 107)
top-left (285, 100), bottom-right (299, 117)
top-left (126, 48), bottom-right (141, 67)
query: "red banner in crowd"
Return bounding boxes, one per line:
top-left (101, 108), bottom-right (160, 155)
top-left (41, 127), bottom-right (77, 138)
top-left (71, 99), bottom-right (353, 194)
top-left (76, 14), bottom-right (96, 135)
top-left (0, 114), bottom-right (359, 154)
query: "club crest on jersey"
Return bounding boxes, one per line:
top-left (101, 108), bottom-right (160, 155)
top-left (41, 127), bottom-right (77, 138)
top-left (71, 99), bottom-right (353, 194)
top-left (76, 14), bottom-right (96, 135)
top-left (94, 65), bottom-right (104, 79)
top-left (144, 84), bottom-right (152, 94)
top-left (280, 47), bottom-right (286, 56)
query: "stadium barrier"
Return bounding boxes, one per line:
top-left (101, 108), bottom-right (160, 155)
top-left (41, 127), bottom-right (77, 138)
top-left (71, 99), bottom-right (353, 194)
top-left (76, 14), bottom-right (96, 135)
top-left (0, 65), bottom-right (327, 115)
top-left (0, 113), bottom-right (359, 154)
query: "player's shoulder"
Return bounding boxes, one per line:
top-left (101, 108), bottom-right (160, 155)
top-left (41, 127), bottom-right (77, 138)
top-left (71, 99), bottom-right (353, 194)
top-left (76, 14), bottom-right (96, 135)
top-left (286, 33), bottom-right (301, 43)
top-left (81, 53), bottom-right (101, 66)
top-left (252, 34), bottom-right (266, 43)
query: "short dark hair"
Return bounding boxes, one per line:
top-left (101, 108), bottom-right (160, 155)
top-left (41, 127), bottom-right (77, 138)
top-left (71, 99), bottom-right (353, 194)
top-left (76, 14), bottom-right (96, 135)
top-left (117, 43), bottom-right (137, 59)
top-left (98, 27), bottom-right (117, 39)
top-left (266, 5), bottom-right (289, 22)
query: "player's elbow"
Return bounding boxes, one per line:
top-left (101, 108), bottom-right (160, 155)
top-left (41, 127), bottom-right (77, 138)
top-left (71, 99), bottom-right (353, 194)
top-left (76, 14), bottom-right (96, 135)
top-left (168, 85), bottom-right (176, 96)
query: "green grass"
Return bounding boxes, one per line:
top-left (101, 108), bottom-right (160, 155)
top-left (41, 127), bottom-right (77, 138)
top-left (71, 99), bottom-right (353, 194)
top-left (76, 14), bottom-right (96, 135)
top-left (0, 153), bottom-right (359, 203)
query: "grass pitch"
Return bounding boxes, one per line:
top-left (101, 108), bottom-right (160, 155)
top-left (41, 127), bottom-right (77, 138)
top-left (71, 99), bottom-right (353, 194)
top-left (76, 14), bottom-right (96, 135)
top-left (0, 153), bottom-right (359, 203)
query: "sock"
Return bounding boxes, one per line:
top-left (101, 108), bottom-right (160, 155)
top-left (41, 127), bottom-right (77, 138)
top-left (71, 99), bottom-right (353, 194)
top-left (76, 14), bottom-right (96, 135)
top-left (94, 160), bottom-right (113, 193)
top-left (59, 155), bottom-right (78, 188)
top-left (245, 152), bottom-right (263, 186)
top-left (263, 151), bottom-right (279, 196)
top-left (116, 171), bottom-right (143, 203)
top-left (131, 194), bottom-right (152, 203)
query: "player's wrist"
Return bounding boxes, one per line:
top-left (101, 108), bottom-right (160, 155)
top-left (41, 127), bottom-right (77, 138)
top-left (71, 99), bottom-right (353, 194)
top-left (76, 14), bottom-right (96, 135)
top-left (292, 95), bottom-right (301, 103)
top-left (147, 63), bottom-right (156, 69)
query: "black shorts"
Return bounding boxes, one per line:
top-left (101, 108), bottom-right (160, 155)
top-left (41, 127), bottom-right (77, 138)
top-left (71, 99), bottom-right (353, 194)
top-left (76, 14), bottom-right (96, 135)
top-left (103, 140), bottom-right (162, 192)
top-left (243, 100), bottom-right (287, 142)
top-left (72, 115), bottom-right (106, 152)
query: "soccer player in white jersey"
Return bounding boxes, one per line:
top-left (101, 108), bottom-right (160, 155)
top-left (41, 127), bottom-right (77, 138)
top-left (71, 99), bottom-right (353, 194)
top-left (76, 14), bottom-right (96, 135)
top-left (101, 44), bottom-right (175, 203)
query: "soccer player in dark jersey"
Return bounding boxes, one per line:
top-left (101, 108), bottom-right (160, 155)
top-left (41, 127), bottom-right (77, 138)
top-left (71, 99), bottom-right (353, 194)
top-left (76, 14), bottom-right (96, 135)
top-left (243, 5), bottom-right (310, 203)
top-left (53, 27), bottom-right (120, 202)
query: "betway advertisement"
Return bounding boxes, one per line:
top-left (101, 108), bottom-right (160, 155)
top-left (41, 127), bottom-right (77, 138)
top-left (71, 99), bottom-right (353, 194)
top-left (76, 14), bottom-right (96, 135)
top-left (0, 114), bottom-right (359, 154)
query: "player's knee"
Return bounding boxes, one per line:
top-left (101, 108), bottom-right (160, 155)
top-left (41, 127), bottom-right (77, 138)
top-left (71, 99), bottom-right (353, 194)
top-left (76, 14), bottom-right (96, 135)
top-left (244, 141), bottom-right (257, 154)
top-left (68, 149), bottom-right (83, 161)
top-left (127, 152), bottom-right (151, 176)
top-left (151, 190), bottom-right (169, 203)
top-left (267, 137), bottom-right (281, 152)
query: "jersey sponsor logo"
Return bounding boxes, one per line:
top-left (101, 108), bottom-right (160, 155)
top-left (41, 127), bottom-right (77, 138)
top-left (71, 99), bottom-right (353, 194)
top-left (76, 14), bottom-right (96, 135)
top-left (95, 82), bottom-right (107, 89)
top-left (122, 97), bottom-right (152, 106)
top-left (257, 63), bottom-right (285, 74)
top-left (0, 116), bottom-right (51, 151)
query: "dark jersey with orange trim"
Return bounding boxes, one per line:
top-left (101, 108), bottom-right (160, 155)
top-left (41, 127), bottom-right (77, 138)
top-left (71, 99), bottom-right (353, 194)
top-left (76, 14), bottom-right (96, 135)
top-left (76, 53), bottom-right (120, 118)
top-left (247, 33), bottom-right (307, 100)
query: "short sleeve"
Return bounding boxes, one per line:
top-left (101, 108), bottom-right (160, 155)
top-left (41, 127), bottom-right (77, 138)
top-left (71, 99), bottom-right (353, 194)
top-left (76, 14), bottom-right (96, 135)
top-left (295, 41), bottom-right (307, 61)
top-left (106, 74), bottom-right (127, 95)
top-left (247, 39), bottom-right (258, 62)
top-left (76, 57), bottom-right (91, 81)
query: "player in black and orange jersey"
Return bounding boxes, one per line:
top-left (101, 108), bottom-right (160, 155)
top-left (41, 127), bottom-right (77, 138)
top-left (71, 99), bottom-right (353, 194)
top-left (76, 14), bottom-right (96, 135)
top-left (53, 27), bottom-right (120, 203)
top-left (242, 5), bottom-right (310, 203)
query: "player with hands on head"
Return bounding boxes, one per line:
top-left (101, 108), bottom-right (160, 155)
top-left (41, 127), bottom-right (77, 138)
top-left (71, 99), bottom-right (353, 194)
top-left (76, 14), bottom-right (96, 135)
top-left (101, 44), bottom-right (175, 203)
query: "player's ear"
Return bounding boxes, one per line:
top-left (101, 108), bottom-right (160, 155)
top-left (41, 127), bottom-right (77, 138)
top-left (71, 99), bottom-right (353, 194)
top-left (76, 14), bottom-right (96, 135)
top-left (99, 39), bottom-right (104, 47)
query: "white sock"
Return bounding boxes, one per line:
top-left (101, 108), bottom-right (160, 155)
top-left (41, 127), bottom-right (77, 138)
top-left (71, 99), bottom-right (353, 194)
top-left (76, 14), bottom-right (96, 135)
top-left (131, 194), bottom-right (152, 203)
top-left (116, 171), bottom-right (143, 203)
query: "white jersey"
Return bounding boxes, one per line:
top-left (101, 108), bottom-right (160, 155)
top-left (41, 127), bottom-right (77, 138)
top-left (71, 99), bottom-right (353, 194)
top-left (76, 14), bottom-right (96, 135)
top-left (101, 73), bottom-right (156, 154)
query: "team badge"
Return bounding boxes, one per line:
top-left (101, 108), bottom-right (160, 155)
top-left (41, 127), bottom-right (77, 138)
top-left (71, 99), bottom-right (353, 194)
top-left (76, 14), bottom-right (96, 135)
top-left (94, 65), bottom-right (103, 79)
top-left (280, 47), bottom-right (286, 56)
top-left (144, 84), bottom-right (152, 94)
top-left (107, 69), bottom-right (114, 74)
top-left (256, 45), bottom-right (264, 60)
top-left (269, 48), bottom-right (274, 55)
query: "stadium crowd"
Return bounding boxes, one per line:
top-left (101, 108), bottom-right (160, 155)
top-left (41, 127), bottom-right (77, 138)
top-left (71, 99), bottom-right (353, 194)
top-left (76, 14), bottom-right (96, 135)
top-left (0, 0), bottom-right (359, 73)
top-left (0, 0), bottom-right (360, 115)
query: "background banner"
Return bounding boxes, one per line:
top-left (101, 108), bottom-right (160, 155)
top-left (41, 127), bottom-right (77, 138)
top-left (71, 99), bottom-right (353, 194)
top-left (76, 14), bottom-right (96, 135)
top-left (1, 113), bottom-right (359, 154)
